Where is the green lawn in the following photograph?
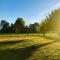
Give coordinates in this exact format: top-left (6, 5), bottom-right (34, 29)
top-left (0, 34), bottom-right (59, 60)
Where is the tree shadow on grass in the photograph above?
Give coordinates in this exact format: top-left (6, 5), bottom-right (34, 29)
top-left (0, 40), bottom-right (25, 46)
top-left (0, 40), bottom-right (57, 60)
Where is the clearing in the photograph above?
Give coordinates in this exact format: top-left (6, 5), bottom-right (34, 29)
top-left (0, 34), bottom-right (59, 60)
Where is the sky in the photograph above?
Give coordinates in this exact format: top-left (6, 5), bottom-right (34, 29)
top-left (0, 0), bottom-right (60, 25)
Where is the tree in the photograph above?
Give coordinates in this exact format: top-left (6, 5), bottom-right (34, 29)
top-left (29, 23), bottom-right (40, 33)
top-left (40, 8), bottom-right (60, 37)
top-left (33, 23), bottom-right (40, 33)
top-left (9, 23), bottom-right (15, 33)
top-left (24, 26), bottom-right (29, 33)
top-left (1, 20), bottom-right (10, 33)
top-left (14, 18), bottom-right (25, 33)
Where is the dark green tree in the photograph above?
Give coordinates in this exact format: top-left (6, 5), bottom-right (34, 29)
top-left (29, 23), bottom-right (40, 33)
top-left (8, 23), bottom-right (15, 33)
top-left (1, 20), bottom-right (10, 33)
top-left (14, 18), bottom-right (25, 33)
top-left (24, 26), bottom-right (29, 33)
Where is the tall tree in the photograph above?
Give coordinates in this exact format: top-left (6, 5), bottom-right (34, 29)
top-left (14, 18), bottom-right (25, 33)
top-left (40, 8), bottom-right (60, 35)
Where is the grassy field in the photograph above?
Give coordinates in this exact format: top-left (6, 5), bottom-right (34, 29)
top-left (0, 34), bottom-right (60, 60)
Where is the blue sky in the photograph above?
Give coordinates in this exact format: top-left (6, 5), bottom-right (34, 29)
top-left (0, 0), bottom-right (60, 25)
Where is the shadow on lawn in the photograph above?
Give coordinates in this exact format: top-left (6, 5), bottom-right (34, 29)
top-left (0, 40), bottom-right (24, 46)
top-left (0, 40), bottom-right (57, 60)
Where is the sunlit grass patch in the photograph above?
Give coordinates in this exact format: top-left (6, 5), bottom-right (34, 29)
top-left (28, 41), bottom-right (60, 60)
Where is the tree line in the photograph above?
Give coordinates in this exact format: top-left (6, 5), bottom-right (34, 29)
top-left (0, 9), bottom-right (59, 34)
top-left (0, 18), bottom-right (41, 33)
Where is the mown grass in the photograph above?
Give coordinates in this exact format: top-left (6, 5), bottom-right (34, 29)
top-left (0, 34), bottom-right (59, 60)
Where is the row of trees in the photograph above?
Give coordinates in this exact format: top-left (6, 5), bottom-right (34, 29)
top-left (0, 18), bottom-right (41, 33)
top-left (0, 9), bottom-right (59, 34)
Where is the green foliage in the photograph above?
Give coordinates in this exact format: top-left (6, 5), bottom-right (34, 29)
top-left (14, 18), bottom-right (25, 33)
top-left (9, 23), bottom-right (15, 33)
top-left (1, 20), bottom-right (10, 33)
top-left (29, 23), bottom-right (40, 33)
top-left (24, 26), bottom-right (29, 33)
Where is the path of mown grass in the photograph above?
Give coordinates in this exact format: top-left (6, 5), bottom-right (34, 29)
top-left (0, 34), bottom-right (59, 60)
